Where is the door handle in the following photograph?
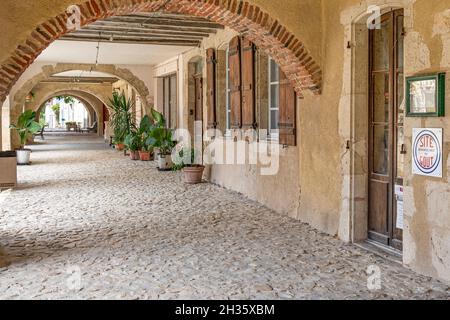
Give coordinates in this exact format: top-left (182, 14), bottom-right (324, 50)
top-left (400, 144), bottom-right (407, 155)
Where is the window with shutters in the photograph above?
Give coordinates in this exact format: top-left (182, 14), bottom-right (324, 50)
top-left (268, 58), bottom-right (280, 140)
top-left (161, 74), bottom-right (177, 129)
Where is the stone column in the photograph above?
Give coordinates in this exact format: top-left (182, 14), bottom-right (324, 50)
top-left (0, 106), bottom-right (3, 151)
top-left (10, 111), bottom-right (21, 150)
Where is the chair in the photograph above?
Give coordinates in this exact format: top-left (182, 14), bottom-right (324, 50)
top-left (34, 124), bottom-right (47, 140)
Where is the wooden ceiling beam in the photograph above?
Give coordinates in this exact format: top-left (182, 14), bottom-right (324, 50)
top-left (59, 36), bottom-right (199, 47)
top-left (88, 20), bottom-right (220, 34)
top-left (107, 15), bottom-right (224, 29)
top-left (80, 25), bottom-right (208, 38)
top-left (43, 76), bottom-right (119, 84)
top-left (63, 31), bottom-right (201, 42)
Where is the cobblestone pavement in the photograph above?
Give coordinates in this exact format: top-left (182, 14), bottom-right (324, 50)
top-left (0, 135), bottom-right (449, 300)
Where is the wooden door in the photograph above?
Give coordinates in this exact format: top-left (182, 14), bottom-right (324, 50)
top-left (368, 9), bottom-right (404, 250)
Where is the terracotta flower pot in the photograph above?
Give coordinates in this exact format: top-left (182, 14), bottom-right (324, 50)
top-left (116, 144), bottom-right (125, 151)
top-left (130, 151), bottom-right (139, 160)
top-left (139, 151), bottom-right (152, 161)
top-left (183, 166), bottom-right (205, 184)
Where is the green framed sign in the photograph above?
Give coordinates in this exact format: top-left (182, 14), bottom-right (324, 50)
top-left (406, 73), bottom-right (445, 117)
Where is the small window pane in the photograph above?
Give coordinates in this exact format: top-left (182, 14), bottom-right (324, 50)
top-left (397, 73), bottom-right (404, 124)
top-left (270, 59), bottom-right (279, 83)
top-left (270, 110), bottom-right (279, 130)
top-left (372, 19), bottom-right (390, 71)
top-left (373, 125), bottom-right (389, 175)
top-left (397, 15), bottom-right (404, 70)
top-left (373, 73), bottom-right (389, 123)
top-left (270, 84), bottom-right (279, 109)
top-left (396, 125), bottom-right (405, 178)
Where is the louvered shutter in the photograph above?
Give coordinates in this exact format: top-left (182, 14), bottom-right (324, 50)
top-left (228, 36), bottom-right (242, 129)
top-left (279, 70), bottom-right (297, 146)
top-left (206, 48), bottom-right (217, 129)
top-left (241, 38), bottom-right (257, 129)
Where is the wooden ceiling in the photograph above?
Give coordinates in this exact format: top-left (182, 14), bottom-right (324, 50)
top-left (61, 12), bottom-right (225, 47)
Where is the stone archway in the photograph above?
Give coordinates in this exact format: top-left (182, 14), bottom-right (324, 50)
top-left (12, 64), bottom-right (151, 112)
top-left (29, 88), bottom-right (108, 137)
top-left (35, 94), bottom-right (98, 133)
top-left (0, 0), bottom-right (322, 106)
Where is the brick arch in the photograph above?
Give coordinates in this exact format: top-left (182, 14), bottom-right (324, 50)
top-left (0, 0), bottom-right (322, 105)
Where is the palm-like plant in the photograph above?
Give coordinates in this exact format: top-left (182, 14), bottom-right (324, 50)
top-left (9, 110), bottom-right (41, 149)
top-left (109, 92), bottom-right (135, 145)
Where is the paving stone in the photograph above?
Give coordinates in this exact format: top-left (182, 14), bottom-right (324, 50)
top-left (0, 135), bottom-right (449, 300)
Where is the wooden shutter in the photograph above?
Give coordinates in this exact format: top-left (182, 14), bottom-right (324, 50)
top-left (279, 70), bottom-right (297, 146)
top-left (241, 38), bottom-right (257, 129)
top-left (228, 36), bottom-right (242, 129)
top-left (206, 48), bottom-right (217, 129)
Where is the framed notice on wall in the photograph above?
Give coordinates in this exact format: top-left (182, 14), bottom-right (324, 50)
top-left (406, 74), bottom-right (445, 117)
top-left (412, 128), bottom-right (443, 178)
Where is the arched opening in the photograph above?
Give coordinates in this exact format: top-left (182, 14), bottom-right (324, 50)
top-left (0, 0), bottom-right (322, 111)
top-left (37, 96), bottom-right (91, 132)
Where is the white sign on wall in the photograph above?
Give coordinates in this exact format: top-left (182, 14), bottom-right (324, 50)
top-left (412, 128), bottom-right (443, 178)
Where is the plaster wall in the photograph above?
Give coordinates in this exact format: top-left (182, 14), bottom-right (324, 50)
top-left (330, 0), bottom-right (450, 283)
top-left (172, 28), bottom-right (302, 218)
top-left (1, 97), bottom-right (11, 151)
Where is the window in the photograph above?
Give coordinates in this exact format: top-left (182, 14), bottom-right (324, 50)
top-left (225, 47), bottom-right (231, 135)
top-left (162, 74), bottom-right (177, 129)
top-left (268, 58), bottom-right (280, 139)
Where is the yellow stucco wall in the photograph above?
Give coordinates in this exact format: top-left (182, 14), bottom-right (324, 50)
top-left (1, 0), bottom-right (450, 283)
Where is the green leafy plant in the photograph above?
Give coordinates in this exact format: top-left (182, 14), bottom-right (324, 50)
top-left (138, 115), bottom-right (154, 152)
top-left (172, 146), bottom-right (199, 171)
top-left (51, 104), bottom-right (61, 124)
top-left (56, 95), bottom-right (76, 105)
top-left (144, 109), bottom-right (175, 155)
top-left (124, 130), bottom-right (142, 152)
top-left (109, 92), bottom-right (135, 145)
top-left (9, 110), bottom-right (42, 149)
top-left (147, 126), bottom-right (175, 155)
top-left (151, 109), bottom-right (166, 128)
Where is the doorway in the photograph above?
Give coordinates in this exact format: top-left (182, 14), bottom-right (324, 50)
top-left (368, 9), bottom-right (404, 250)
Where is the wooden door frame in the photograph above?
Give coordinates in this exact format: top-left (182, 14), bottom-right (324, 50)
top-left (368, 9), bottom-right (404, 250)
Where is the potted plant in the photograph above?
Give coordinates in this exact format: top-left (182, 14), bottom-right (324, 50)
top-left (9, 110), bottom-right (41, 165)
top-left (109, 92), bottom-right (135, 152)
top-left (173, 146), bottom-right (205, 184)
top-left (143, 109), bottom-right (175, 170)
top-left (139, 141), bottom-right (154, 161)
top-left (124, 130), bottom-right (142, 160)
